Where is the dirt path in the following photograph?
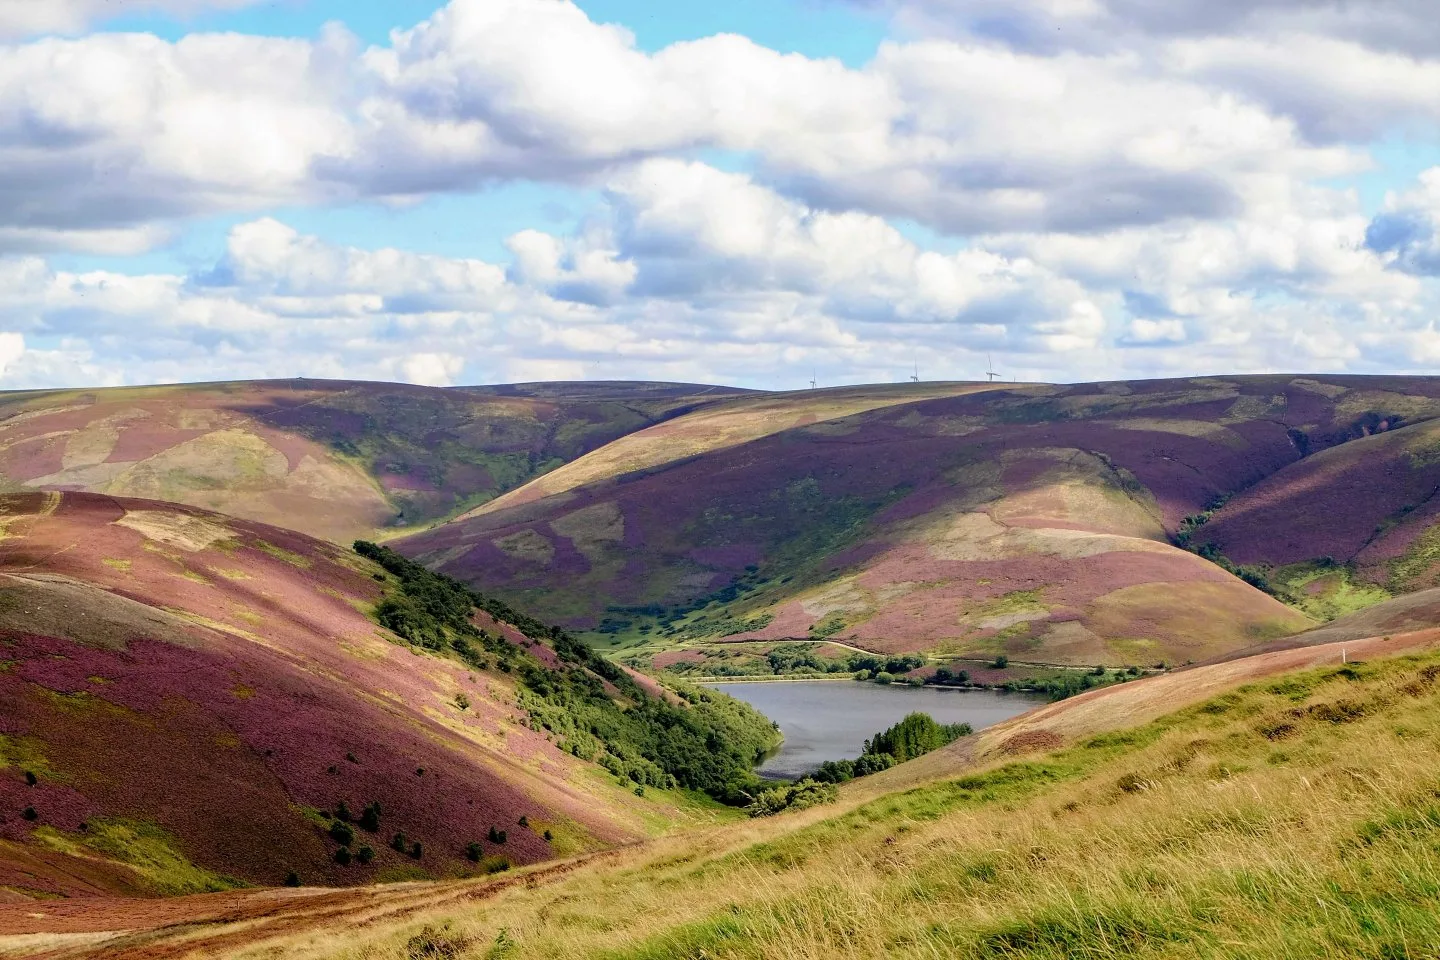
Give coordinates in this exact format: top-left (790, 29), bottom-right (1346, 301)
top-left (0, 846), bottom-right (633, 959)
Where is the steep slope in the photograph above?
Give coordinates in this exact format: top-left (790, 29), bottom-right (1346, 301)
top-left (465, 382), bottom-right (1010, 517)
top-left (1195, 409), bottom-right (1440, 602)
top-left (0, 492), bottom-right (741, 901)
top-left (16, 627), bottom-right (1440, 959)
top-left (0, 380), bottom-right (742, 543)
top-left (399, 375), bottom-right (1439, 665)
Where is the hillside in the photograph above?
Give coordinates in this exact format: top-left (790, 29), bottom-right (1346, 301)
top-left (0, 492), bottom-right (766, 901)
top-left (397, 375), bottom-right (1440, 667)
top-left (11, 625), bottom-right (1440, 958)
top-left (1194, 409), bottom-right (1440, 607)
top-left (0, 380), bottom-right (741, 544)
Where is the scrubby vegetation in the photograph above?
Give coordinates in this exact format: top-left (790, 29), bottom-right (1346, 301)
top-left (812, 712), bottom-right (971, 785)
top-left (355, 542), bottom-right (780, 804)
top-left (635, 644), bottom-right (925, 682)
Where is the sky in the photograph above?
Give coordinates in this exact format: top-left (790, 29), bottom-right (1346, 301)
top-left (0, 0), bottom-right (1438, 390)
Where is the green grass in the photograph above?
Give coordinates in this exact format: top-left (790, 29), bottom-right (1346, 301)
top-left (272, 648), bottom-right (1440, 960)
top-left (34, 819), bottom-right (245, 896)
top-left (1269, 561), bottom-right (1392, 620)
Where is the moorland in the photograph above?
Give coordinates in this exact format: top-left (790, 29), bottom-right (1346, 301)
top-left (4, 374), bottom-right (1440, 958)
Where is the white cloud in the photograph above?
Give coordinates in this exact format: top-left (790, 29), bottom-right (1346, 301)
top-left (400, 352), bottom-right (465, 386)
top-left (0, 0), bottom-right (266, 37)
top-left (0, 0), bottom-right (1390, 253)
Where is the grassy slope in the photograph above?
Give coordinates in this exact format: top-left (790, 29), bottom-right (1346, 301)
top-left (402, 375), bottom-right (1437, 666)
top-left (0, 492), bottom-right (727, 901)
top-left (24, 627), bottom-right (1440, 958)
top-left (0, 380), bottom-right (740, 544)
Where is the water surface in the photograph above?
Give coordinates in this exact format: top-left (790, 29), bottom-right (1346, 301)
top-left (707, 681), bottom-right (1048, 780)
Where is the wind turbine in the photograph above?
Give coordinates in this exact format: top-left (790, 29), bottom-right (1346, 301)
top-left (809, 371), bottom-right (817, 390)
top-left (909, 363), bottom-right (919, 383)
top-left (986, 355), bottom-right (1001, 383)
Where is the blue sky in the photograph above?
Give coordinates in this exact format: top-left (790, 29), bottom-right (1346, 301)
top-left (2, 0), bottom-right (1439, 390)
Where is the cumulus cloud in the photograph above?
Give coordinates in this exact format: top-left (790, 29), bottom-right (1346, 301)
top-left (0, 0), bottom-right (266, 37)
top-left (5, 158), bottom-right (1439, 391)
top-left (865, 0), bottom-right (1440, 57)
top-left (0, 0), bottom-right (1386, 253)
top-left (1367, 168), bottom-right (1440, 276)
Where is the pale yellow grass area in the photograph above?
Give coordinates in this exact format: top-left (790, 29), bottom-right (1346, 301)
top-left (1335, 389), bottom-right (1440, 423)
top-left (549, 501), bottom-right (624, 561)
top-left (492, 529), bottom-right (556, 565)
top-left (1099, 417), bottom-right (1248, 448)
top-left (466, 383), bottom-right (1017, 518)
top-left (1085, 580), bottom-right (1315, 660)
top-left (59, 408), bottom-right (150, 471)
top-left (1289, 376), bottom-right (1348, 398)
top-left (113, 509), bottom-right (235, 552)
top-left (1219, 392), bottom-right (1288, 424)
top-left (100, 428), bottom-right (392, 543)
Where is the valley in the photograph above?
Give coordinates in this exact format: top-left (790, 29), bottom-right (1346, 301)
top-left (5, 374), bottom-right (1440, 958)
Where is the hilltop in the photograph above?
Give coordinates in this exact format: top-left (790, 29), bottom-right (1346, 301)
top-left (0, 380), bottom-right (743, 544)
top-left (398, 375), bottom-right (1440, 668)
top-left (0, 491), bottom-right (770, 900)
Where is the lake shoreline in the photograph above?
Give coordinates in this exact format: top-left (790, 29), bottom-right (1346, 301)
top-left (708, 681), bottom-right (1047, 780)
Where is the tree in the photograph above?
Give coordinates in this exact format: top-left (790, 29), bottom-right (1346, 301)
top-left (992, 655), bottom-right (1009, 669)
top-left (334, 847), bottom-right (352, 865)
top-left (329, 821), bottom-right (354, 846)
top-left (360, 802), bottom-right (381, 832)
top-left (467, 841), bottom-right (483, 862)
top-left (357, 846), bottom-right (375, 865)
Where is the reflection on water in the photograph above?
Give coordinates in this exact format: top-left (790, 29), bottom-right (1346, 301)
top-left (707, 680), bottom-right (1048, 780)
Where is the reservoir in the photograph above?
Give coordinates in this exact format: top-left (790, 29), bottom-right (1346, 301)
top-left (707, 681), bottom-right (1048, 780)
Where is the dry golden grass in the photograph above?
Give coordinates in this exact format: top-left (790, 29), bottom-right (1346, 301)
top-left (90, 632), bottom-right (1440, 960)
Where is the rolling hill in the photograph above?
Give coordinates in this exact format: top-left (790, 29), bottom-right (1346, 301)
top-left (10, 618), bottom-right (1440, 957)
top-left (397, 375), bottom-right (1440, 667)
top-left (0, 491), bottom-right (762, 901)
top-left (0, 380), bottom-right (744, 544)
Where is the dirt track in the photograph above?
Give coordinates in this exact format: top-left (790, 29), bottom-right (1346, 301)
top-left (0, 846), bottom-right (630, 959)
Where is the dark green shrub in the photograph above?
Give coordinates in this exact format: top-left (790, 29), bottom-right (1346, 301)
top-left (992, 655), bottom-right (1009, 669)
top-left (24, 771), bottom-right (37, 786)
top-left (391, 831), bottom-right (407, 852)
top-left (466, 841), bottom-right (483, 862)
top-left (284, 871), bottom-right (301, 887)
top-left (334, 800), bottom-right (352, 822)
top-left (21, 807), bottom-right (38, 822)
top-left (334, 847), bottom-right (352, 865)
top-left (410, 841), bottom-right (423, 859)
top-left (360, 802), bottom-right (381, 832)
top-left (357, 846), bottom-right (375, 865)
top-left (329, 821), bottom-right (354, 846)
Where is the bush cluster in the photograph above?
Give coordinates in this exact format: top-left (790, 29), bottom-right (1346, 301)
top-left (355, 541), bottom-right (781, 805)
top-left (812, 713), bottom-right (972, 785)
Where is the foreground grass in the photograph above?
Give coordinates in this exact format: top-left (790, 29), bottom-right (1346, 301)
top-left (241, 650), bottom-right (1440, 959)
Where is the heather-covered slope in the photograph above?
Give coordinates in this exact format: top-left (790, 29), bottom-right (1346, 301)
top-left (1195, 410), bottom-right (1440, 602)
top-left (401, 375), bottom-right (1440, 665)
top-left (17, 626), bottom-right (1440, 959)
top-left (0, 492), bottom-right (732, 901)
top-left (0, 380), bottom-right (741, 543)
top-left (465, 382), bottom-right (1010, 517)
